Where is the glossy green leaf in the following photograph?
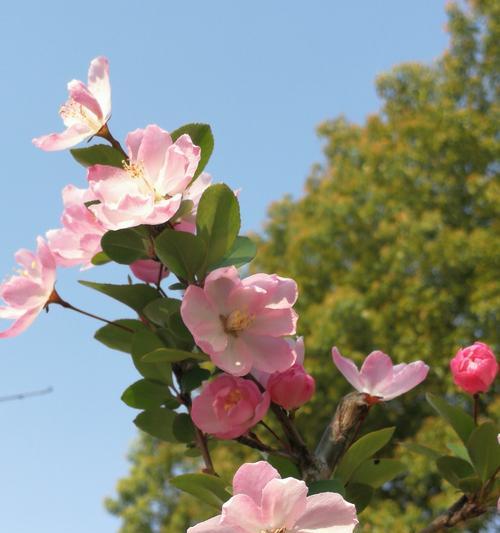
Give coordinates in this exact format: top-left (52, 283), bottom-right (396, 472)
top-left (467, 422), bottom-right (500, 482)
top-left (172, 413), bottom-right (196, 443)
top-left (446, 442), bottom-right (471, 462)
top-left (142, 347), bottom-right (206, 363)
top-left (121, 379), bottom-right (175, 410)
top-left (266, 455), bottom-right (301, 480)
top-left (345, 483), bottom-right (373, 513)
top-left (308, 479), bottom-right (346, 497)
top-left (196, 184), bottom-right (241, 273)
top-left (70, 144), bottom-right (124, 168)
top-left (426, 394), bottom-right (475, 444)
top-left (134, 408), bottom-right (176, 442)
top-left (402, 442), bottom-right (442, 460)
top-left (335, 427), bottom-right (395, 484)
top-left (131, 331), bottom-right (172, 385)
top-left (79, 280), bottom-right (159, 314)
top-left (170, 473), bottom-right (231, 509)
top-left (94, 319), bottom-right (148, 353)
top-left (216, 235), bottom-right (258, 268)
top-left (350, 459), bottom-right (406, 488)
top-left (458, 476), bottom-right (483, 493)
top-left (91, 251), bottom-right (111, 266)
top-left (170, 123), bottom-right (214, 179)
top-left (101, 228), bottom-right (150, 264)
top-left (436, 455), bottom-right (476, 489)
top-left (181, 367), bottom-right (211, 393)
top-left (155, 229), bottom-right (206, 282)
top-left (143, 298), bottom-right (181, 326)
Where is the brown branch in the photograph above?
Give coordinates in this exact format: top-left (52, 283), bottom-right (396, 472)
top-left (419, 495), bottom-right (485, 533)
top-left (308, 392), bottom-right (370, 482)
top-left (0, 386), bottom-right (53, 402)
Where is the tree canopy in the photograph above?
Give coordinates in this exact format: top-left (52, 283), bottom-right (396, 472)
top-left (105, 1), bottom-right (499, 530)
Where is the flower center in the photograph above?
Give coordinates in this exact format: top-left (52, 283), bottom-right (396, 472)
top-left (224, 389), bottom-right (242, 411)
top-left (260, 529), bottom-right (287, 533)
top-left (123, 161), bottom-right (165, 202)
top-left (59, 100), bottom-right (101, 131)
top-left (222, 309), bottom-right (255, 336)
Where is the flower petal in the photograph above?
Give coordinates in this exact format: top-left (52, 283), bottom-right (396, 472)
top-left (260, 477), bottom-right (308, 529)
top-left (295, 492), bottom-right (358, 532)
top-left (0, 307), bottom-right (41, 339)
top-left (359, 351), bottom-right (394, 395)
top-left (331, 347), bottom-right (363, 392)
top-left (247, 308), bottom-right (298, 337)
top-left (379, 361), bottom-right (429, 400)
top-left (232, 461), bottom-right (280, 502)
top-left (221, 494), bottom-right (265, 531)
top-left (237, 334), bottom-right (295, 374)
top-left (32, 124), bottom-right (93, 151)
top-left (87, 56), bottom-right (111, 120)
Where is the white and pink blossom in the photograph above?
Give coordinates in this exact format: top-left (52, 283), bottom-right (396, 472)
top-left (181, 266), bottom-right (298, 376)
top-left (87, 124), bottom-right (200, 230)
top-left (332, 347), bottom-right (429, 401)
top-left (188, 461), bottom-right (358, 533)
top-left (33, 57), bottom-right (111, 151)
top-left (46, 185), bottom-right (106, 269)
top-left (0, 238), bottom-right (56, 338)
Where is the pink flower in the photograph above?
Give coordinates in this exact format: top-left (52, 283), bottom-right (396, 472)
top-left (188, 461), bottom-right (358, 533)
top-left (267, 364), bottom-right (315, 410)
top-left (0, 238), bottom-right (56, 338)
top-left (46, 185), bottom-right (106, 269)
top-left (181, 266), bottom-right (298, 376)
top-left (190, 374), bottom-right (270, 439)
top-left (450, 342), bottom-right (498, 395)
top-left (33, 57), bottom-right (111, 151)
top-left (87, 124), bottom-right (200, 230)
top-left (332, 347), bottom-right (429, 401)
top-left (130, 259), bottom-right (168, 284)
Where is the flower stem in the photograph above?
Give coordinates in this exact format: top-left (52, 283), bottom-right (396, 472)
top-left (473, 393), bottom-right (480, 425)
top-left (96, 123), bottom-right (128, 159)
top-left (47, 289), bottom-right (133, 332)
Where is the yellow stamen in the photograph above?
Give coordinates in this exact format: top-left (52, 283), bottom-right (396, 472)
top-left (224, 389), bottom-right (242, 412)
top-left (223, 309), bottom-right (255, 335)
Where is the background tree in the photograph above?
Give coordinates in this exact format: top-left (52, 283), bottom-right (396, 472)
top-left (106, 1), bottom-right (499, 530)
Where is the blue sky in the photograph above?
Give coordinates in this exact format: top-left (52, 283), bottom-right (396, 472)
top-left (0, 1), bottom-right (448, 531)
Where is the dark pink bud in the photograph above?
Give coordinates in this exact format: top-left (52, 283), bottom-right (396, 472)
top-left (267, 364), bottom-right (315, 410)
top-left (130, 259), bottom-right (168, 284)
top-left (450, 342), bottom-right (498, 395)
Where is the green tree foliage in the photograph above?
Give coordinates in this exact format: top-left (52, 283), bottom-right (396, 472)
top-left (106, 2), bottom-right (499, 530)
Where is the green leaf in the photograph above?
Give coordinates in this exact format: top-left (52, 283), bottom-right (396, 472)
top-left (91, 251), bottom-right (111, 266)
top-left (345, 483), bottom-right (373, 513)
top-left (446, 442), bottom-right (471, 462)
top-left (101, 228), bottom-right (150, 265)
top-left (350, 459), bottom-right (407, 488)
top-left (307, 479), bottom-right (346, 497)
top-left (216, 236), bottom-right (258, 268)
top-left (181, 367), bottom-right (211, 393)
top-left (458, 476), bottom-right (483, 493)
top-left (142, 347), bottom-right (206, 363)
top-left (155, 229), bottom-right (206, 282)
top-left (70, 144), bottom-right (124, 168)
top-left (335, 427), bottom-right (395, 484)
top-left (79, 281), bottom-right (159, 314)
top-left (170, 473), bottom-right (231, 509)
top-left (436, 456), bottom-right (476, 489)
top-left (143, 298), bottom-right (181, 326)
top-left (94, 319), bottom-right (148, 353)
top-left (121, 379), bottom-right (175, 410)
top-left (266, 455), bottom-right (301, 479)
top-left (172, 413), bottom-right (196, 443)
top-left (426, 394), bottom-right (475, 444)
top-left (170, 123), bottom-right (214, 179)
top-left (401, 442), bottom-right (442, 460)
top-left (131, 331), bottom-right (172, 385)
top-left (134, 408), bottom-right (176, 442)
top-left (467, 422), bottom-right (500, 482)
top-left (168, 282), bottom-right (186, 291)
top-left (196, 184), bottom-right (241, 273)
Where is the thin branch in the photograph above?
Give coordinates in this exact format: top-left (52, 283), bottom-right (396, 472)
top-left (96, 123), bottom-right (128, 159)
top-left (419, 495), bottom-right (485, 533)
top-left (0, 386), bottom-right (53, 403)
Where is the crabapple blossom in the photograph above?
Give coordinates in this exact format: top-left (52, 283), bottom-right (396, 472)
top-left (190, 374), bottom-right (270, 439)
top-left (33, 57), bottom-right (111, 151)
top-left (130, 259), bottom-right (168, 284)
top-left (188, 461), bottom-right (358, 533)
top-left (267, 364), bottom-right (315, 410)
top-left (46, 185), bottom-right (106, 269)
top-left (332, 347), bottom-right (429, 401)
top-left (181, 266), bottom-right (298, 376)
top-left (87, 124), bottom-right (200, 230)
top-left (450, 342), bottom-right (498, 395)
top-left (0, 238), bottom-right (56, 338)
